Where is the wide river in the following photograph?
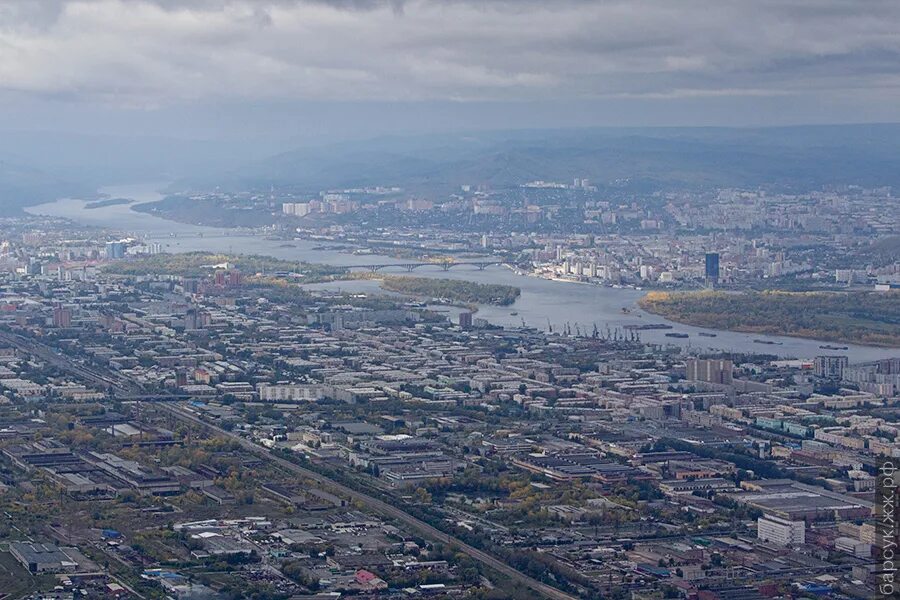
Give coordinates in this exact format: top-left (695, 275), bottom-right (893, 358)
top-left (28, 183), bottom-right (899, 363)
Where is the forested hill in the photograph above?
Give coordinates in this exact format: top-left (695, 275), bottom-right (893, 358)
top-left (0, 157), bottom-right (90, 216)
top-left (179, 123), bottom-right (900, 195)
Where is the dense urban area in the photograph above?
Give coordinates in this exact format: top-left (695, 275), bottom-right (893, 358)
top-left (5, 0), bottom-right (900, 597)
top-left (0, 171), bottom-right (896, 600)
top-left (145, 181), bottom-right (899, 288)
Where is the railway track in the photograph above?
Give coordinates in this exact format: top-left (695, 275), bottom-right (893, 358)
top-left (0, 330), bottom-right (138, 396)
top-left (0, 328), bottom-right (576, 597)
top-left (158, 403), bottom-right (578, 600)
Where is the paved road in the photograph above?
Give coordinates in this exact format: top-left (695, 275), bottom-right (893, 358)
top-left (1, 328), bottom-right (576, 598)
top-left (158, 403), bottom-right (578, 600)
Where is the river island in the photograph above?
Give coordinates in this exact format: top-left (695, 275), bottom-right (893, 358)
top-left (639, 289), bottom-right (900, 347)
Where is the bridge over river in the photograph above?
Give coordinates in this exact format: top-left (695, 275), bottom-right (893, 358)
top-left (336, 260), bottom-right (503, 272)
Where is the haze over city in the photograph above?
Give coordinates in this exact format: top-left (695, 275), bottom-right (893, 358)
top-left (0, 2), bottom-right (897, 600)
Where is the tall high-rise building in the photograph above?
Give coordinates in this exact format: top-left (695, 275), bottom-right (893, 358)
top-left (105, 241), bottom-right (126, 260)
top-left (26, 258), bottom-right (42, 275)
top-left (184, 308), bottom-right (210, 330)
top-left (52, 306), bottom-right (72, 328)
top-left (459, 312), bottom-right (473, 329)
top-left (184, 308), bottom-right (200, 331)
top-left (282, 202), bottom-right (311, 217)
top-left (704, 252), bottom-right (720, 286)
top-left (181, 278), bottom-right (201, 294)
top-left (814, 355), bottom-right (849, 379)
top-left (686, 358), bottom-right (733, 385)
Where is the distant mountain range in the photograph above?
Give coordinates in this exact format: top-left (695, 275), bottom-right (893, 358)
top-left (0, 156), bottom-right (93, 216)
top-left (177, 123), bottom-right (900, 195)
top-left (2, 124), bottom-right (900, 216)
top-left (0, 130), bottom-right (277, 215)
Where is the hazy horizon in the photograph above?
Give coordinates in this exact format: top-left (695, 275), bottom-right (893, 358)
top-left (0, 5), bottom-right (898, 598)
top-left (4, 1), bottom-right (900, 206)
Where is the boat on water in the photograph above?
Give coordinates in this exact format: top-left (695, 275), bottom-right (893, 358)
top-left (623, 323), bottom-right (673, 331)
top-left (510, 312), bottom-right (519, 316)
top-left (665, 332), bottom-right (689, 338)
top-left (820, 344), bottom-right (849, 350)
top-left (754, 339), bottom-right (783, 345)
top-left (698, 332), bottom-right (717, 337)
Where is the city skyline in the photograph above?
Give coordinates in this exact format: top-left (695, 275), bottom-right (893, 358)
top-left (0, 2), bottom-right (897, 599)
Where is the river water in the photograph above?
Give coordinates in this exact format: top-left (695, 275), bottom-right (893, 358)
top-left (27, 183), bottom-right (899, 363)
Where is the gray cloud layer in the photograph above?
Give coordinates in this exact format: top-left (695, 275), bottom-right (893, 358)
top-left (2, 0), bottom-right (899, 109)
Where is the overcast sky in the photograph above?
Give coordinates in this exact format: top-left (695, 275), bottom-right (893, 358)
top-left (2, 0), bottom-right (900, 143)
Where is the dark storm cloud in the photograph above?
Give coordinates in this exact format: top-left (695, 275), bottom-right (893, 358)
top-left (1, 0), bottom-right (899, 109)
